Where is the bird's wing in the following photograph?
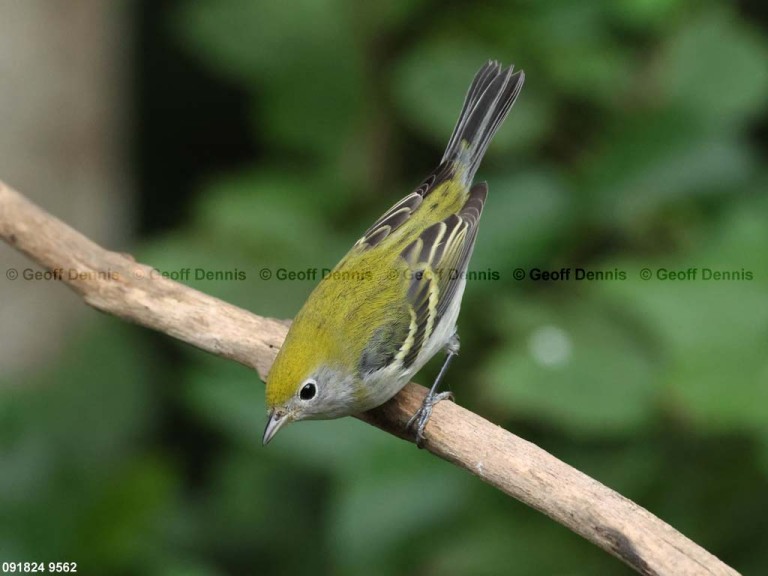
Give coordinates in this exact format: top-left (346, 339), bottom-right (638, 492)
top-left (397, 182), bottom-right (487, 368)
top-left (354, 167), bottom-right (452, 250)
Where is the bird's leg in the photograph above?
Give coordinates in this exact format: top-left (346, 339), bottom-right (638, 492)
top-left (407, 333), bottom-right (460, 448)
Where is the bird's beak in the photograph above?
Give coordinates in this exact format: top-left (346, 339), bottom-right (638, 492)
top-left (262, 410), bottom-right (288, 446)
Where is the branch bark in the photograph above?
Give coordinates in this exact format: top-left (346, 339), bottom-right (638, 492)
top-left (0, 180), bottom-right (740, 576)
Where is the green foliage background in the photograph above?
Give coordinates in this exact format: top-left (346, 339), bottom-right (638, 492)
top-left (2, 0), bottom-right (768, 574)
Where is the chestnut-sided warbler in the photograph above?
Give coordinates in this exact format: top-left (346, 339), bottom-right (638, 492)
top-left (263, 61), bottom-right (524, 446)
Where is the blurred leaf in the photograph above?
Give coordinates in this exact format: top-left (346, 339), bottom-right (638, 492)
top-left (658, 8), bottom-right (768, 128)
top-left (177, 0), bottom-right (354, 82)
top-left (547, 41), bottom-right (633, 104)
top-left (0, 321), bottom-right (154, 471)
top-left (0, 320), bottom-right (158, 562)
top-left (197, 448), bottom-right (330, 575)
top-left (580, 110), bottom-right (756, 227)
top-left (759, 433), bottom-right (768, 480)
top-left (431, 505), bottom-right (628, 576)
top-left (76, 457), bottom-right (177, 572)
top-left (529, 2), bottom-right (634, 103)
top-left (471, 169), bottom-right (572, 271)
top-left (603, 198), bottom-right (768, 430)
top-left (463, 0), bottom-right (635, 106)
top-left (348, 0), bottom-right (428, 35)
top-left (483, 294), bottom-right (658, 435)
top-left (645, 434), bottom-right (768, 568)
top-left (330, 450), bottom-right (470, 575)
top-left (254, 62), bottom-right (364, 157)
top-left (558, 439), bottom-right (663, 499)
top-left (192, 169), bottom-right (346, 256)
top-left (184, 354), bottom-right (266, 447)
top-left (609, 0), bottom-right (688, 30)
top-left (178, 0), bottom-right (365, 156)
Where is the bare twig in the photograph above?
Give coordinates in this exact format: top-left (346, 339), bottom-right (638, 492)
top-left (0, 180), bottom-right (739, 576)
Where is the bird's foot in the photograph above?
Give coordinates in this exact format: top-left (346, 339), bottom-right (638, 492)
top-left (407, 391), bottom-right (454, 448)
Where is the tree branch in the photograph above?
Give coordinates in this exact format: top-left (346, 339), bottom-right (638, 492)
top-left (0, 180), bottom-right (739, 576)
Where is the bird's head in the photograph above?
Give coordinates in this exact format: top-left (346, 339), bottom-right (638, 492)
top-left (263, 337), bottom-right (361, 445)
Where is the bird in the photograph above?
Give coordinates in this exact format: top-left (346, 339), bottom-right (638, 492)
top-left (262, 60), bottom-right (524, 447)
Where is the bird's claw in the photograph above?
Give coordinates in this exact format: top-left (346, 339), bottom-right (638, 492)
top-left (407, 391), bottom-right (454, 448)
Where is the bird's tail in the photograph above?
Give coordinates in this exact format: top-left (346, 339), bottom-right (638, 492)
top-left (441, 61), bottom-right (524, 184)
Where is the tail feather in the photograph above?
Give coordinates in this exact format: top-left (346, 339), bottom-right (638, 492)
top-left (441, 61), bottom-right (524, 183)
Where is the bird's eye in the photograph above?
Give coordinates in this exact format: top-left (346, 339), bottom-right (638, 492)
top-left (299, 380), bottom-right (317, 400)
